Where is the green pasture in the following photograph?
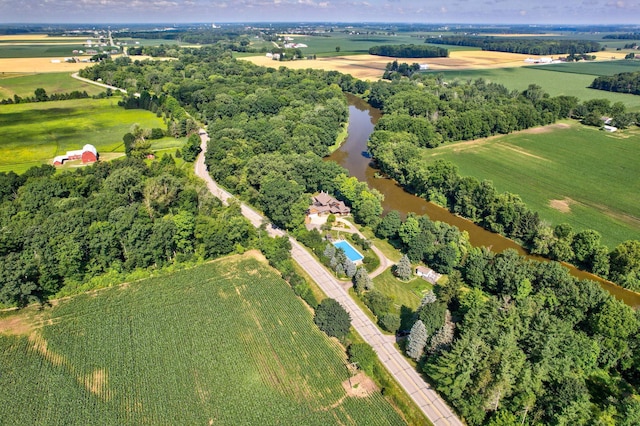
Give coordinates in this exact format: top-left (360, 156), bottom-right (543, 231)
top-left (0, 72), bottom-right (105, 99)
top-left (427, 121), bottom-right (640, 248)
top-left (434, 66), bottom-right (640, 111)
top-left (0, 256), bottom-right (406, 425)
top-left (0, 98), bottom-right (177, 174)
top-left (0, 44), bottom-right (88, 58)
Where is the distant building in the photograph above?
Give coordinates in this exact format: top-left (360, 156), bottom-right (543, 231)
top-left (419, 64), bottom-right (429, 70)
top-left (53, 144), bottom-right (98, 166)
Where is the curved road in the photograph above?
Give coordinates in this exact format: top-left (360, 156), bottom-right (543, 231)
top-left (195, 131), bottom-right (463, 426)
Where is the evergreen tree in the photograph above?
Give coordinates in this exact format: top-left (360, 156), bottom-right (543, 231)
top-left (406, 319), bottom-right (428, 360)
top-left (396, 254), bottom-right (412, 280)
top-left (353, 266), bottom-right (373, 292)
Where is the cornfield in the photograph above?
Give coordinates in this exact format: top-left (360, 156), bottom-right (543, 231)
top-left (0, 254), bottom-right (405, 425)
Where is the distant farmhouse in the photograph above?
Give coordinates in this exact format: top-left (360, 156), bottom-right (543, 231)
top-left (307, 192), bottom-right (350, 217)
top-left (53, 144), bottom-right (98, 166)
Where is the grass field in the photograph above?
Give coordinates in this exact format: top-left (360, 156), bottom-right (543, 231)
top-left (427, 121), bottom-right (640, 248)
top-left (0, 254), bottom-right (406, 425)
top-left (0, 72), bottom-right (105, 99)
top-left (0, 98), bottom-right (179, 174)
top-left (434, 65), bottom-right (640, 111)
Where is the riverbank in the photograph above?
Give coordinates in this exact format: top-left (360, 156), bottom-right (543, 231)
top-left (328, 93), bottom-right (640, 307)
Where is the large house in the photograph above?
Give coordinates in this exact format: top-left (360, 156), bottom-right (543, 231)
top-left (53, 144), bottom-right (98, 166)
top-left (307, 191), bottom-right (350, 217)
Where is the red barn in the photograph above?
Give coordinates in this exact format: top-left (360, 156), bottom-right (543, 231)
top-left (53, 144), bottom-right (98, 166)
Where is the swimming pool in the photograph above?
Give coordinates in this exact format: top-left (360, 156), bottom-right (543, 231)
top-left (333, 240), bottom-right (364, 263)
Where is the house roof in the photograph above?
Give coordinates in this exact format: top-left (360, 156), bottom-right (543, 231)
top-left (314, 191), bottom-right (333, 205)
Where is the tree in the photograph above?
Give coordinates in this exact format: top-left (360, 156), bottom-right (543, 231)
top-left (377, 210), bottom-right (402, 239)
top-left (181, 133), bottom-right (202, 162)
top-left (395, 254), bottom-right (412, 280)
top-left (314, 298), bottom-right (351, 339)
top-left (379, 313), bottom-right (401, 333)
top-left (335, 46), bottom-right (341, 52)
top-left (353, 266), bottom-right (373, 292)
top-left (34, 87), bottom-right (48, 102)
top-left (406, 319), bottom-right (428, 360)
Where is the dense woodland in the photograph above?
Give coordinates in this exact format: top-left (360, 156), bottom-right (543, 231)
top-left (8, 40), bottom-right (640, 424)
top-left (591, 71), bottom-right (640, 95)
top-left (426, 36), bottom-right (601, 55)
top-left (603, 33), bottom-right (640, 40)
top-left (369, 44), bottom-right (448, 58)
top-left (366, 76), bottom-right (640, 291)
top-left (0, 158), bottom-right (253, 307)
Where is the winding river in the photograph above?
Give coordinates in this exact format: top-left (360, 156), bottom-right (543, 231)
top-left (327, 94), bottom-right (640, 308)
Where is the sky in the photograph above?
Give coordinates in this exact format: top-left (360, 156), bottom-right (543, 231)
top-left (1, 0), bottom-right (639, 25)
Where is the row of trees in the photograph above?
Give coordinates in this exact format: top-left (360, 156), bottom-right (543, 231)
top-left (369, 44), bottom-right (448, 58)
top-left (591, 71), bottom-right (640, 95)
top-left (0, 88), bottom-right (90, 105)
top-left (426, 36), bottom-right (600, 55)
top-left (0, 157), bottom-right (253, 307)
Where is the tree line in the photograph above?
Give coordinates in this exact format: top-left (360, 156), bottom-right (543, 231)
top-left (603, 33), bottom-right (640, 39)
top-left (591, 71), bottom-right (640, 95)
top-left (1, 87), bottom-right (90, 105)
top-left (426, 36), bottom-right (600, 55)
top-left (369, 44), bottom-right (448, 58)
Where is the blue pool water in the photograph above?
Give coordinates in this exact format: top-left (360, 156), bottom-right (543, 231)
top-left (333, 240), bottom-right (364, 263)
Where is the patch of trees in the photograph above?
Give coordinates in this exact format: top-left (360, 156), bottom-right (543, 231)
top-left (1, 88), bottom-right (89, 105)
top-left (591, 71), bottom-right (640, 95)
top-left (0, 157), bottom-right (253, 307)
top-left (368, 77), bottom-right (578, 148)
top-left (426, 36), bottom-right (600, 55)
top-left (414, 247), bottom-right (640, 425)
top-left (383, 60), bottom-right (421, 80)
top-left (369, 44), bottom-right (448, 58)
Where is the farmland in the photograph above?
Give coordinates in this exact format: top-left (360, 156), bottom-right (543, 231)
top-left (0, 254), bottom-right (406, 425)
top-left (434, 61), bottom-right (640, 110)
top-left (0, 98), bottom-right (181, 173)
top-left (0, 72), bottom-right (104, 99)
top-left (426, 121), bottom-right (640, 248)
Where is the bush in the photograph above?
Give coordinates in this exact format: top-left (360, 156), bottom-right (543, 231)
top-left (348, 343), bottom-right (376, 374)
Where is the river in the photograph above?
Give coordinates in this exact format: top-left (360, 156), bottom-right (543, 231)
top-left (327, 93), bottom-right (640, 307)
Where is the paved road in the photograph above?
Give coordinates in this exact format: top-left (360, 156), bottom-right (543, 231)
top-left (195, 131), bottom-right (463, 426)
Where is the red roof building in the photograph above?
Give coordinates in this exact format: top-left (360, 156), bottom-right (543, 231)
top-left (53, 144), bottom-right (98, 166)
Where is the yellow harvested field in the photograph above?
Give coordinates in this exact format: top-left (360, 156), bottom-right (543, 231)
top-left (241, 49), bottom-right (632, 80)
top-left (0, 57), bottom-right (92, 73)
top-left (243, 51), bottom-right (548, 80)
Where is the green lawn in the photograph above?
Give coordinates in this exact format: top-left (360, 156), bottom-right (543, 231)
top-left (427, 121), bottom-right (640, 248)
top-left (373, 268), bottom-right (432, 313)
top-left (0, 255), bottom-right (406, 425)
top-left (0, 98), bottom-right (180, 174)
top-left (432, 66), bottom-right (640, 111)
top-left (0, 72), bottom-right (105, 99)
